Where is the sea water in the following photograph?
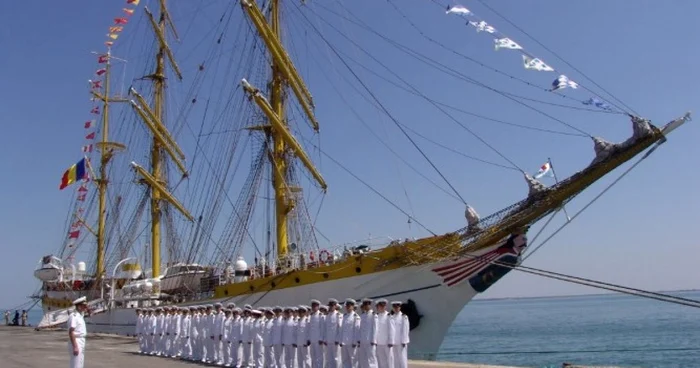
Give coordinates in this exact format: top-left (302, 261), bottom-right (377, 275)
top-left (10, 291), bottom-right (700, 367)
top-left (439, 291), bottom-right (700, 367)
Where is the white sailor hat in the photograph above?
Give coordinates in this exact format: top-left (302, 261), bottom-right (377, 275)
top-left (206, 305), bottom-right (213, 309)
top-left (328, 298), bottom-right (338, 304)
top-left (251, 310), bottom-right (262, 315)
top-left (227, 303), bottom-right (236, 308)
top-left (214, 303), bottom-right (223, 308)
top-left (344, 298), bottom-right (356, 305)
top-left (234, 308), bottom-right (242, 313)
top-left (156, 307), bottom-right (163, 311)
top-left (375, 298), bottom-right (388, 305)
top-left (310, 299), bottom-right (321, 305)
top-left (273, 306), bottom-right (283, 311)
top-left (264, 309), bottom-right (274, 315)
top-left (298, 305), bottom-right (307, 311)
top-left (244, 304), bottom-right (253, 310)
top-left (319, 305), bottom-right (328, 311)
top-left (224, 308), bottom-right (232, 313)
top-left (391, 301), bottom-right (402, 306)
top-left (361, 298), bottom-right (373, 304)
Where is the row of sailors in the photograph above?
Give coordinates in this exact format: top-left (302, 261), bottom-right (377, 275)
top-left (135, 297), bottom-right (409, 368)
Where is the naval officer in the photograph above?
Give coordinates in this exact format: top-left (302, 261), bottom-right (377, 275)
top-left (68, 296), bottom-right (89, 368)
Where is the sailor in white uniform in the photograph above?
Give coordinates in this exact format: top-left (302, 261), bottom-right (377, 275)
top-left (222, 307), bottom-right (233, 366)
top-left (357, 299), bottom-right (378, 368)
top-left (231, 307), bottom-right (244, 368)
top-left (389, 302), bottom-right (409, 368)
top-left (271, 306), bottom-right (285, 368)
top-left (340, 299), bottom-right (360, 368)
top-left (67, 296), bottom-right (88, 368)
top-left (181, 307), bottom-right (193, 360)
top-left (324, 299), bottom-right (342, 368)
top-left (296, 306), bottom-right (311, 368)
top-left (243, 308), bottom-right (255, 367)
top-left (191, 307), bottom-right (201, 361)
top-left (282, 307), bottom-right (297, 368)
top-left (307, 300), bottom-right (324, 368)
top-left (374, 299), bottom-right (394, 368)
top-left (146, 309), bottom-right (157, 355)
top-left (252, 309), bottom-right (265, 368)
top-left (263, 308), bottom-right (276, 368)
top-left (135, 309), bottom-right (144, 353)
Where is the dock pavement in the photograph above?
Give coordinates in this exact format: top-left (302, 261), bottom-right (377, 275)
top-left (0, 326), bottom-right (620, 368)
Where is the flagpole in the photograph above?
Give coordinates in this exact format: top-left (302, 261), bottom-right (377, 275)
top-left (548, 157), bottom-right (572, 222)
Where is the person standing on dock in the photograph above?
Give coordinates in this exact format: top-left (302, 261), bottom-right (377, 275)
top-left (390, 302), bottom-right (409, 368)
top-left (358, 298), bottom-right (378, 368)
top-left (308, 299), bottom-right (325, 368)
top-left (340, 299), bottom-right (360, 368)
top-left (67, 296), bottom-right (88, 368)
top-left (296, 306), bottom-right (311, 368)
top-left (374, 299), bottom-right (394, 368)
top-left (324, 298), bottom-right (343, 368)
top-left (181, 307), bottom-right (193, 360)
top-left (135, 309), bottom-right (143, 353)
top-left (263, 308), bottom-right (276, 368)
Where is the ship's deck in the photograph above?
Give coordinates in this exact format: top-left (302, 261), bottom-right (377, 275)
top-left (0, 326), bottom-right (625, 368)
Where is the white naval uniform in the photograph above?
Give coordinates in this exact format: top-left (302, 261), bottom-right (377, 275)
top-left (308, 310), bottom-right (325, 368)
top-left (282, 316), bottom-right (297, 368)
top-left (375, 311), bottom-right (395, 368)
top-left (271, 315), bottom-right (285, 368)
top-left (157, 313), bottom-right (166, 355)
top-left (172, 313), bottom-right (182, 357)
top-left (181, 314), bottom-right (193, 359)
top-left (214, 311), bottom-right (226, 363)
top-left (243, 316), bottom-right (255, 367)
top-left (253, 318), bottom-right (265, 368)
top-left (146, 314), bottom-right (157, 354)
top-left (191, 313), bottom-right (201, 360)
top-left (231, 315), bottom-right (244, 367)
top-left (206, 312), bottom-right (215, 362)
top-left (263, 317), bottom-right (276, 368)
top-left (324, 310), bottom-right (343, 368)
top-left (390, 314), bottom-right (409, 368)
top-left (68, 310), bottom-right (87, 368)
top-left (340, 311), bottom-right (360, 368)
top-left (296, 315), bottom-right (311, 368)
top-left (358, 311), bottom-right (378, 368)
top-left (135, 314), bottom-right (144, 353)
top-left (223, 315), bottom-right (232, 365)
top-left (200, 313), bottom-right (210, 361)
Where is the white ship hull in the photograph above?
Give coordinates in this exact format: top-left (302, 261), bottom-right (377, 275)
top-left (41, 235), bottom-right (526, 358)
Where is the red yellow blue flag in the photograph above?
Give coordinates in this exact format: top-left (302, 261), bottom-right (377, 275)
top-left (59, 158), bottom-right (88, 190)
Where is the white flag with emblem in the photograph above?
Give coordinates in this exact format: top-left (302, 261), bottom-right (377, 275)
top-left (551, 75), bottom-right (579, 91)
top-left (469, 21), bottom-right (496, 34)
top-left (494, 38), bottom-right (522, 51)
top-left (523, 55), bottom-right (554, 71)
top-left (446, 5), bottom-right (471, 16)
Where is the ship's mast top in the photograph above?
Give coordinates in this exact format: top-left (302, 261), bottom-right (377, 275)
top-left (241, 0), bottom-right (326, 260)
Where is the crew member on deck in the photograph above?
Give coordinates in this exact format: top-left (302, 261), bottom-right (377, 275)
top-left (67, 296), bottom-right (88, 368)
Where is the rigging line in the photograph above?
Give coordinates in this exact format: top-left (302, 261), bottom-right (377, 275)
top-left (386, 0), bottom-right (617, 115)
top-left (293, 4), bottom-right (467, 206)
top-left (298, 135), bottom-right (436, 236)
top-left (317, 1), bottom-right (594, 139)
top-left (522, 141), bottom-right (660, 263)
top-left (291, 37), bottom-right (464, 201)
top-left (470, 0), bottom-right (640, 116)
top-left (335, 46), bottom-right (588, 138)
top-left (303, 6), bottom-right (526, 173)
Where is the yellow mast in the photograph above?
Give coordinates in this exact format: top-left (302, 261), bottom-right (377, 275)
top-left (91, 51), bottom-right (127, 280)
top-left (268, 0), bottom-right (289, 258)
top-left (128, 0), bottom-right (192, 281)
top-left (150, 1), bottom-right (166, 280)
top-left (241, 0), bottom-right (326, 262)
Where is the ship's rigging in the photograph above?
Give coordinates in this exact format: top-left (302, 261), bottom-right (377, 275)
top-left (50, 0), bottom-right (687, 300)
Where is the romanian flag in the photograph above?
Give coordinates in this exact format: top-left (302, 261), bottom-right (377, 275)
top-left (59, 158), bottom-right (88, 190)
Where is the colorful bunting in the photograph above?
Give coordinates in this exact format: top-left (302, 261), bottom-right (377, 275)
top-left (61, 0), bottom-right (141, 247)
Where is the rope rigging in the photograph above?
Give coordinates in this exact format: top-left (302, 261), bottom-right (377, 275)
top-left (292, 1), bottom-right (469, 205)
top-left (315, 1), bottom-right (595, 139)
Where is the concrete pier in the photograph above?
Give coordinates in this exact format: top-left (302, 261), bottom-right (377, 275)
top-left (0, 326), bottom-right (623, 368)
top-left (0, 326), bottom-right (520, 368)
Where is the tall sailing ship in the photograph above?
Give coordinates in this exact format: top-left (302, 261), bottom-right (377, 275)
top-left (33, 0), bottom-right (691, 359)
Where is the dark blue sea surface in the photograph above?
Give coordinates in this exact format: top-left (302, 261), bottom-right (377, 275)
top-left (10, 291), bottom-right (700, 367)
top-left (438, 291), bottom-right (700, 367)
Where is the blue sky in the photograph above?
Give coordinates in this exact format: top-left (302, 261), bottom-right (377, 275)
top-left (0, 0), bottom-right (698, 309)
